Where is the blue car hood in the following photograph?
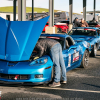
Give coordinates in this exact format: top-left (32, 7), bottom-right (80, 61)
top-left (71, 35), bottom-right (95, 42)
top-left (0, 16), bottom-right (49, 61)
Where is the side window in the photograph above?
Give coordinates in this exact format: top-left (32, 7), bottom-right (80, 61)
top-left (65, 37), bottom-right (74, 49)
top-left (97, 30), bottom-right (100, 36)
top-left (65, 39), bottom-right (70, 49)
top-left (99, 31), bottom-right (100, 36)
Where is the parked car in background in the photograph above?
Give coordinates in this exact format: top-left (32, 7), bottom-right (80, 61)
top-left (43, 22), bottom-right (69, 33)
top-left (56, 20), bottom-right (69, 26)
top-left (68, 27), bottom-right (100, 57)
top-left (87, 21), bottom-right (100, 28)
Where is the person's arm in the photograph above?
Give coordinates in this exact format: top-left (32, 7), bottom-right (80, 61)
top-left (35, 44), bottom-right (44, 57)
top-left (85, 21), bottom-right (89, 27)
top-left (81, 24), bottom-right (86, 27)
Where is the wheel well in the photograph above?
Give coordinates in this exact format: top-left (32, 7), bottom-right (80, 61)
top-left (96, 43), bottom-right (98, 47)
top-left (95, 43), bottom-right (99, 49)
top-left (86, 48), bottom-right (89, 53)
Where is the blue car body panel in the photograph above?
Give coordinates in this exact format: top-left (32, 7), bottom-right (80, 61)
top-left (0, 17), bottom-right (9, 59)
top-left (0, 34), bottom-right (88, 83)
top-left (0, 55), bottom-right (53, 83)
top-left (0, 16), bottom-right (49, 61)
top-left (0, 18), bottom-right (89, 84)
top-left (69, 27), bottom-right (100, 52)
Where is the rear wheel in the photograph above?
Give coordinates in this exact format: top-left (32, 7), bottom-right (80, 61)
top-left (80, 50), bottom-right (89, 68)
top-left (91, 44), bottom-right (97, 57)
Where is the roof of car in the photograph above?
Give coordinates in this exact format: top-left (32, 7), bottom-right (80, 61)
top-left (73, 27), bottom-right (99, 30)
top-left (41, 33), bottom-right (70, 38)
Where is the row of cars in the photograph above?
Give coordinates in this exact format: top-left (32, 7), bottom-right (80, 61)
top-left (0, 16), bottom-right (100, 85)
top-left (43, 21), bottom-right (69, 33)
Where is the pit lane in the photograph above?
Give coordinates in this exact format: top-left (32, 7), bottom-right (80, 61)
top-left (0, 51), bottom-right (100, 100)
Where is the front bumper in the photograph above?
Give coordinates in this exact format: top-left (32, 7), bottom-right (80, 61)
top-left (0, 56), bottom-right (53, 84)
top-left (0, 80), bottom-right (50, 85)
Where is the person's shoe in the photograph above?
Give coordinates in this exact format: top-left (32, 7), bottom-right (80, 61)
top-left (49, 82), bottom-right (61, 87)
top-left (61, 81), bottom-right (67, 84)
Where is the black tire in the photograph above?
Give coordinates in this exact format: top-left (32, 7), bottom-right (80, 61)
top-left (80, 50), bottom-right (89, 68)
top-left (96, 43), bottom-right (99, 50)
top-left (57, 28), bottom-right (62, 33)
top-left (90, 44), bottom-right (97, 57)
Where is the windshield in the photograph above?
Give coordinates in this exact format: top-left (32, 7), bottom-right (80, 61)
top-left (68, 29), bottom-right (96, 36)
top-left (60, 21), bottom-right (69, 24)
top-left (46, 37), bottom-right (64, 49)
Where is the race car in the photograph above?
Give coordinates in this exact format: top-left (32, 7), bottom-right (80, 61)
top-left (68, 27), bottom-right (100, 57)
top-left (43, 22), bottom-right (68, 33)
top-left (87, 21), bottom-right (100, 28)
top-left (56, 20), bottom-right (69, 26)
top-left (0, 17), bottom-right (89, 85)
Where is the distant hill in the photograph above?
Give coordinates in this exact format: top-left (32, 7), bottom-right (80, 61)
top-left (0, 6), bottom-right (64, 13)
top-left (0, 6), bottom-right (81, 15)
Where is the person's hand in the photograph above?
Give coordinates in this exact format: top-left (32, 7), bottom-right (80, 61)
top-left (34, 57), bottom-right (39, 60)
top-left (81, 24), bottom-right (86, 27)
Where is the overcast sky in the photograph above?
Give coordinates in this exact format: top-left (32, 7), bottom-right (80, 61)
top-left (0, 0), bottom-right (100, 13)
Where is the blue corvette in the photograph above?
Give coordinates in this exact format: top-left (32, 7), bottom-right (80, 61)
top-left (68, 27), bottom-right (100, 57)
top-left (0, 17), bottom-right (89, 85)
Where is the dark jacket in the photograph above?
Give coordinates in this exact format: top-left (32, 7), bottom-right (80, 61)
top-left (73, 20), bottom-right (82, 28)
top-left (34, 38), bottom-right (59, 57)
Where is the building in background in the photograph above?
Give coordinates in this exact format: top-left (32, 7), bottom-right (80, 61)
top-left (0, 11), bottom-right (99, 22)
top-left (0, 12), bottom-right (18, 21)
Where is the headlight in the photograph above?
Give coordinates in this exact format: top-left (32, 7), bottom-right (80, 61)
top-left (83, 41), bottom-right (90, 48)
top-left (30, 57), bottom-right (48, 66)
top-left (87, 42), bottom-right (90, 48)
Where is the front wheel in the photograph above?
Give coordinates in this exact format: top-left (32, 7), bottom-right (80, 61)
top-left (80, 50), bottom-right (89, 68)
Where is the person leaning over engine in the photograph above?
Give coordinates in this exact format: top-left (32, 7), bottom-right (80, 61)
top-left (34, 38), bottom-right (67, 87)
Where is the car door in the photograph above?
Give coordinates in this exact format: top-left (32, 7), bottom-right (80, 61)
top-left (63, 48), bottom-right (73, 69)
top-left (63, 38), bottom-right (81, 71)
top-left (68, 45), bottom-right (81, 70)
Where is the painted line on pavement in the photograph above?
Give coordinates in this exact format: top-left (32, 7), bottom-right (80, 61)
top-left (33, 87), bottom-right (100, 94)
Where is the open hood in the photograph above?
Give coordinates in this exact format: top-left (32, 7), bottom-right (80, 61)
top-left (0, 16), bottom-right (49, 61)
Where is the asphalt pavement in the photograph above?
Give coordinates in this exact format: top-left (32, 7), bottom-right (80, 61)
top-left (0, 51), bottom-right (100, 100)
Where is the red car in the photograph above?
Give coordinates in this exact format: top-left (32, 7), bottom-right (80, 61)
top-left (43, 22), bottom-right (69, 33)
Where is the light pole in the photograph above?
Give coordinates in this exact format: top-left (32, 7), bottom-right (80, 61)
top-left (69, 0), bottom-right (73, 30)
top-left (8, 0), bottom-right (17, 21)
top-left (83, 0), bottom-right (86, 21)
top-left (49, 0), bottom-right (54, 27)
top-left (13, 0), bottom-right (17, 21)
top-left (94, 0), bottom-right (96, 19)
top-left (32, 0), bottom-right (34, 21)
top-left (18, 0), bottom-right (26, 21)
